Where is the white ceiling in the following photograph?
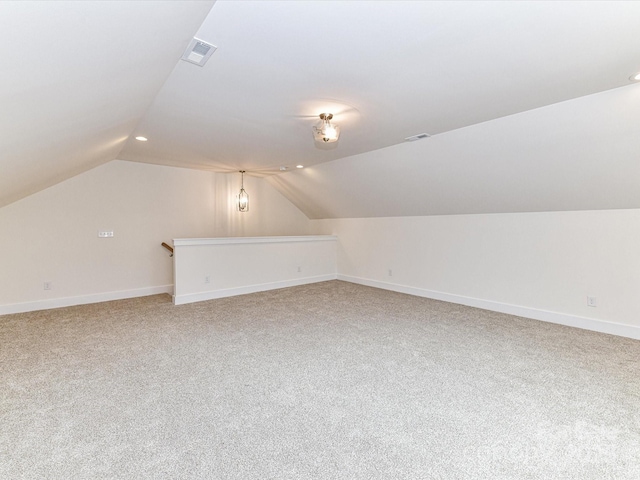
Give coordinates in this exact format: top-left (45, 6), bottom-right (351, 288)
top-left (2, 1), bottom-right (640, 216)
top-left (0, 0), bottom-right (214, 208)
top-left (269, 85), bottom-right (640, 218)
top-left (120, 0), bottom-right (640, 173)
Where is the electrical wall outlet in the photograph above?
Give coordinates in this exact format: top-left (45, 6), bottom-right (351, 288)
top-left (587, 296), bottom-right (597, 307)
top-left (43, 281), bottom-right (52, 290)
top-left (388, 269), bottom-right (393, 277)
top-left (297, 266), bottom-right (301, 272)
top-left (204, 275), bottom-right (210, 284)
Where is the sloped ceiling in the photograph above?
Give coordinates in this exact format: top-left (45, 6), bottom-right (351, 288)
top-left (268, 85), bottom-right (640, 218)
top-left (2, 1), bottom-right (640, 217)
top-left (0, 1), bottom-right (214, 208)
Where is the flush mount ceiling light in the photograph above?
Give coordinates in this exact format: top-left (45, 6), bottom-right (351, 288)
top-left (296, 165), bottom-right (304, 169)
top-left (630, 72), bottom-right (640, 82)
top-left (135, 136), bottom-right (148, 142)
top-left (313, 113), bottom-right (340, 143)
top-left (237, 170), bottom-right (249, 212)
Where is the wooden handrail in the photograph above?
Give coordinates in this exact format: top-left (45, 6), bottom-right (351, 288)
top-left (161, 242), bottom-right (174, 257)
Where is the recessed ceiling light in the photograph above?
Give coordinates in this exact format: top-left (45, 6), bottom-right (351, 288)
top-left (630, 72), bottom-right (640, 82)
top-left (280, 166), bottom-right (288, 171)
top-left (296, 165), bottom-right (304, 169)
top-left (135, 136), bottom-right (148, 142)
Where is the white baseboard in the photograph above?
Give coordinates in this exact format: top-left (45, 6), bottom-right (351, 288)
top-left (0, 285), bottom-right (174, 316)
top-left (338, 275), bottom-right (640, 340)
top-left (173, 274), bottom-right (337, 305)
top-left (5, 276), bottom-right (637, 341)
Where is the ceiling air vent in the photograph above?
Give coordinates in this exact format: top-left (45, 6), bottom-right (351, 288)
top-left (404, 133), bottom-right (431, 142)
top-left (181, 37), bottom-right (217, 67)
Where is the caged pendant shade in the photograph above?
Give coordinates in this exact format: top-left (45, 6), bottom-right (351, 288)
top-left (237, 170), bottom-right (249, 212)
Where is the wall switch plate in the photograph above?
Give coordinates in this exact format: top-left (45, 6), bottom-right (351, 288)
top-left (587, 296), bottom-right (597, 307)
top-left (98, 231), bottom-right (114, 238)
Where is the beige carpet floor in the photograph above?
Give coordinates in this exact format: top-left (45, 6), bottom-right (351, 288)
top-left (1, 280), bottom-right (639, 479)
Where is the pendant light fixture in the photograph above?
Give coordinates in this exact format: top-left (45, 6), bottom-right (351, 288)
top-left (237, 170), bottom-right (249, 212)
top-left (313, 113), bottom-right (340, 143)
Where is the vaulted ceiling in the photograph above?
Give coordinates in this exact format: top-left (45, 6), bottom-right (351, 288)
top-left (0, 0), bottom-right (215, 208)
top-left (2, 1), bottom-right (640, 217)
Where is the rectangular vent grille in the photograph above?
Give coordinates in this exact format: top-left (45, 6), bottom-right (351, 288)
top-left (404, 133), bottom-right (431, 142)
top-left (181, 37), bottom-right (217, 67)
top-left (193, 42), bottom-right (211, 56)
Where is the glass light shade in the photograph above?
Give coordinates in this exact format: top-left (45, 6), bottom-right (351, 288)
top-left (313, 113), bottom-right (340, 143)
top-left (237, 188), bottom-right (249, 212)
top-left (322, 123), bottom-right (338, 141)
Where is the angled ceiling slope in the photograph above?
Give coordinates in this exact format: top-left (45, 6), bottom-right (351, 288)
top-left (120, 1), bottom-right (640, 179)
top-left (3, 1), bottom-right (640, 218)
top-left (0, 0), bottom-right (214, 208)
top-left (268, 85), bottom-right (640, 219)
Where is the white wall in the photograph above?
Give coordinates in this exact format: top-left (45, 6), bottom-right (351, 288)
top-left (312, 209), bottom-right (640, 339)
top-left (211, 172), bottom-right (311, 238)
top-left (4, 158), bottom-right (638, 341)
top-left (0, 160), bottom-right (310, 313)
top-left (172, 236), bottom-right (337, 305)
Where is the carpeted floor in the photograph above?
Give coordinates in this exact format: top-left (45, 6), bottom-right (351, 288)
top-left (1, 280), bottom-right (639, 479)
